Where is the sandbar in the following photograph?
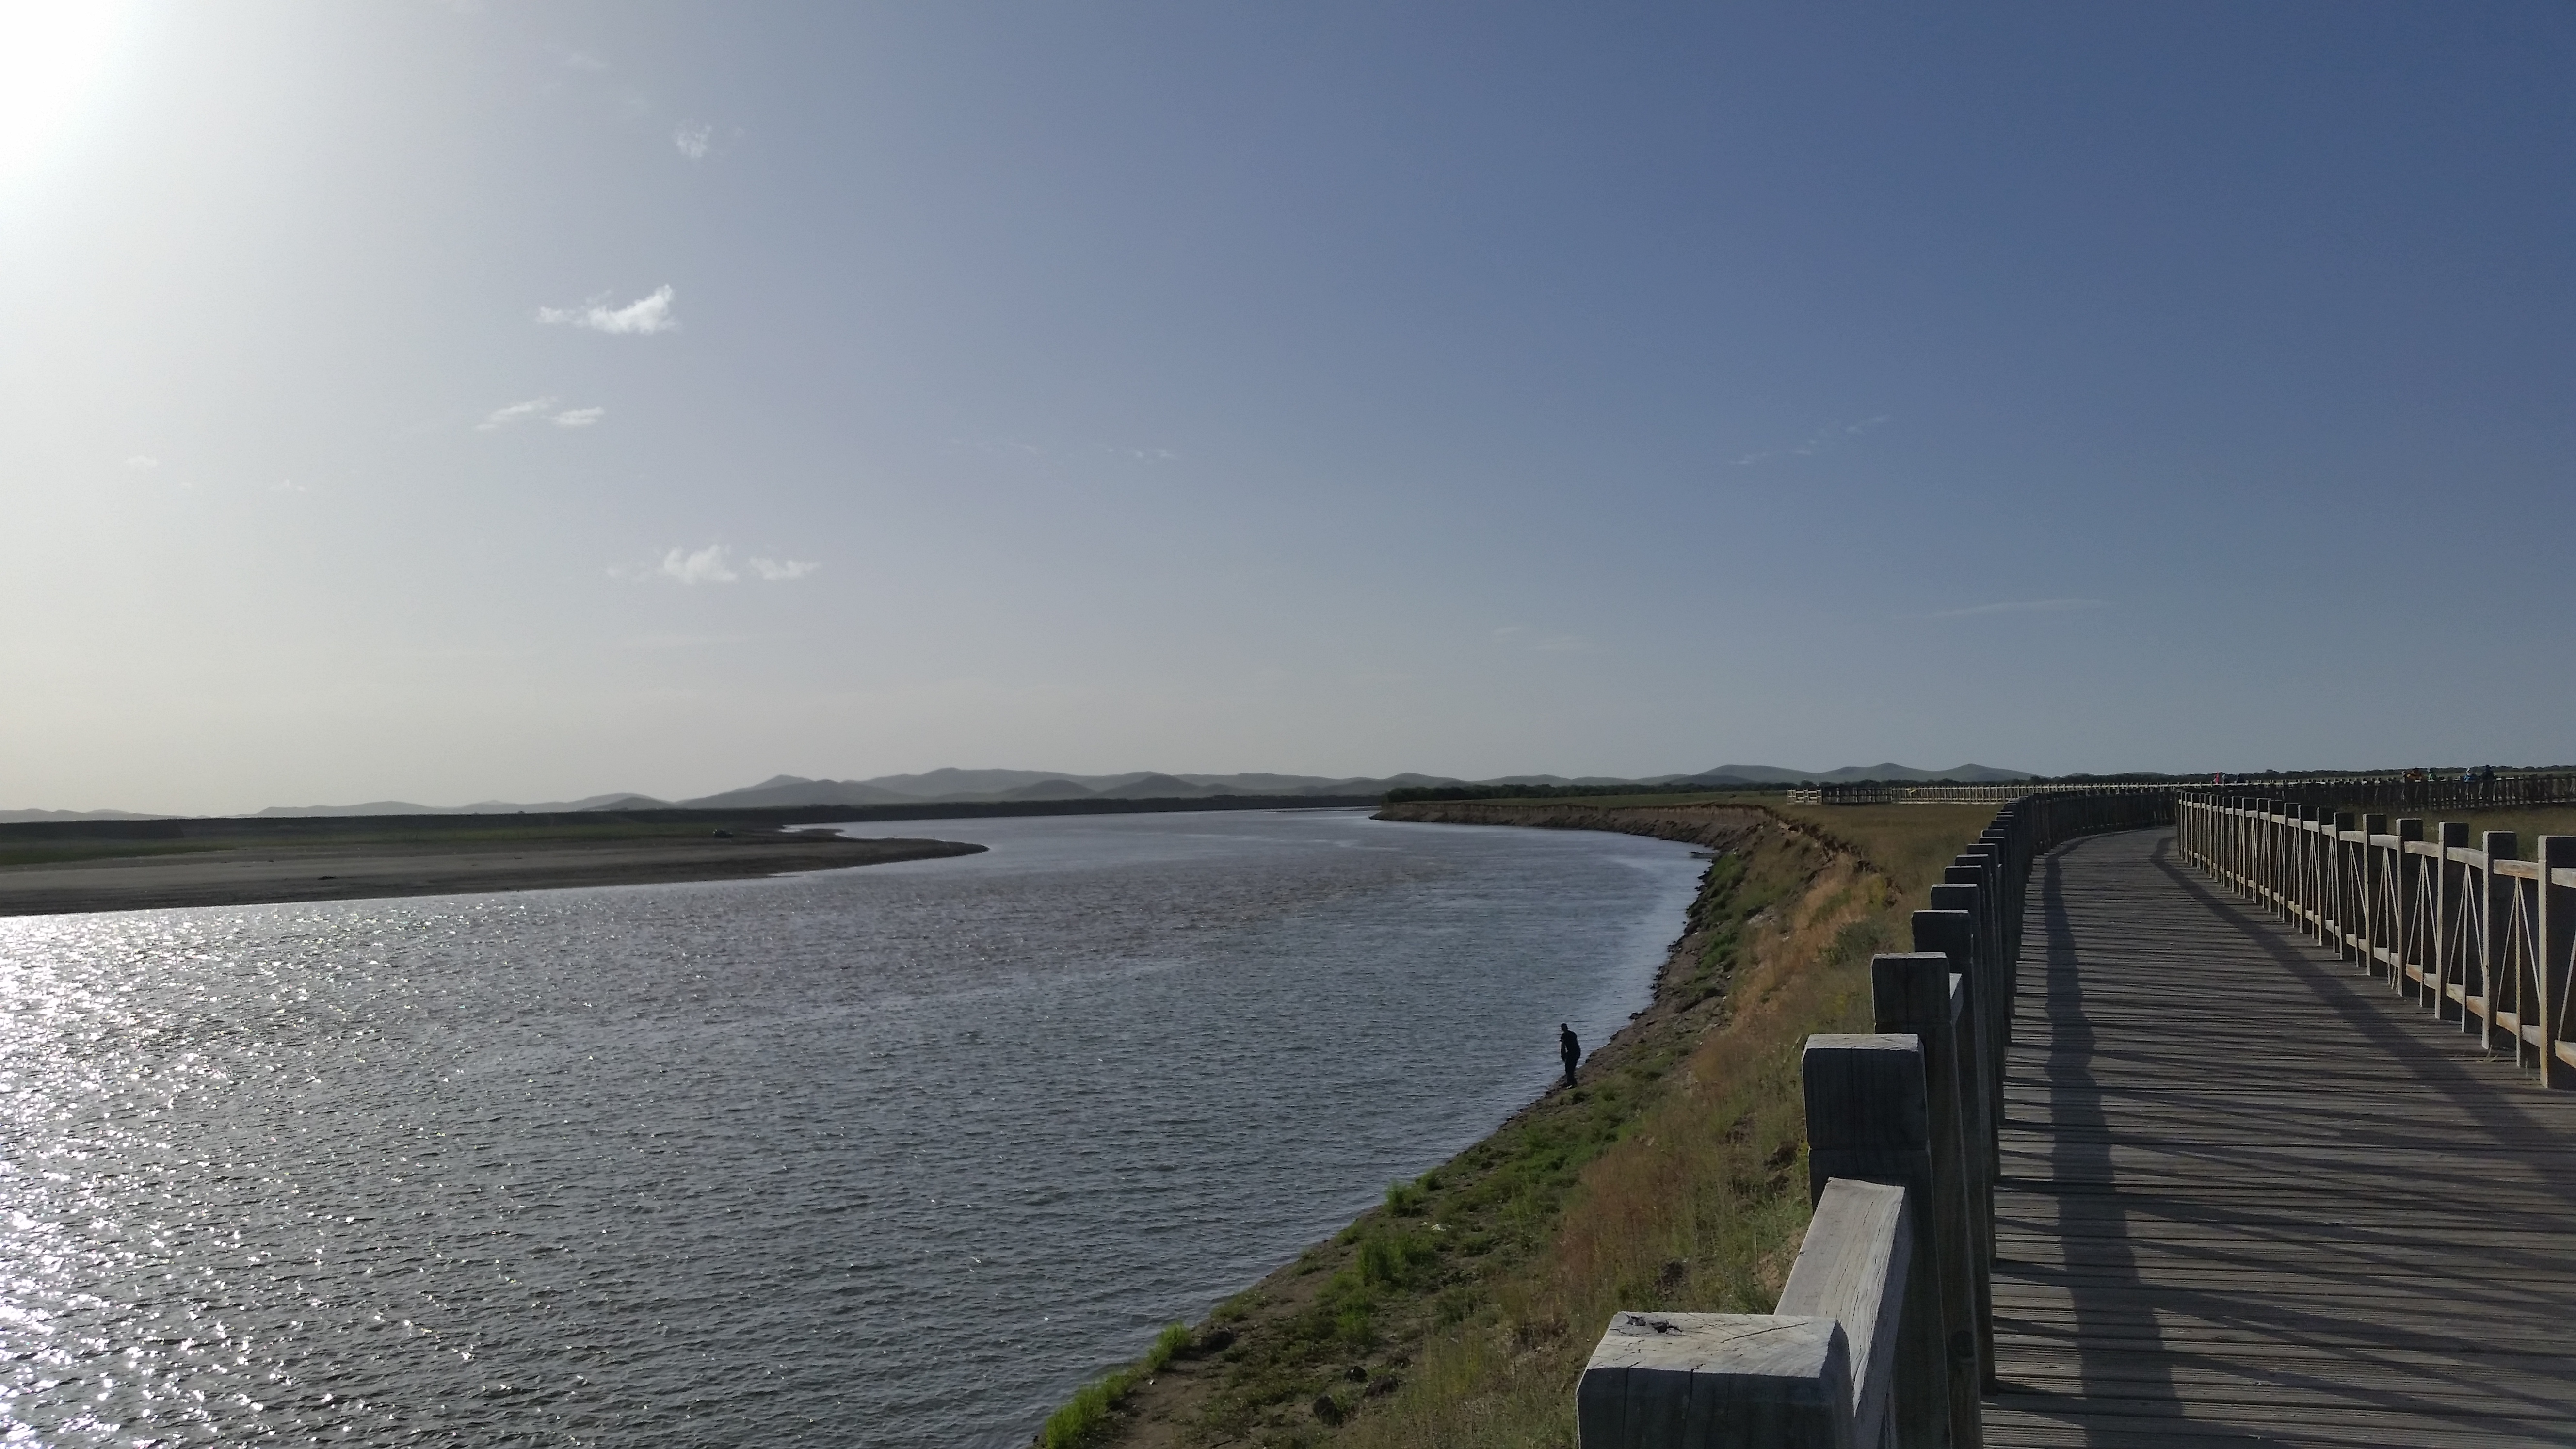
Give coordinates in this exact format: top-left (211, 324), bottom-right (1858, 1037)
top-left (0, 831), bottom-right (986, 918)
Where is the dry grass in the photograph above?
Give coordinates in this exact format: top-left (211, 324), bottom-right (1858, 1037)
top-left (2390, 807), bottom-right (2576, 858)
top-left (1769, 803), bottom-right (1999, 897)
top-left (1330, 804), bottom-right (1986, 1448)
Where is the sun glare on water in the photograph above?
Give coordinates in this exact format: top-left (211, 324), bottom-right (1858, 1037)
top-left (0, 0), bottom-right (137, 192)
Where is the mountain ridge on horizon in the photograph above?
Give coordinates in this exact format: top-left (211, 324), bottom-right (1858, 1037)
top-left (0, 762), bottom-right (2040, 822)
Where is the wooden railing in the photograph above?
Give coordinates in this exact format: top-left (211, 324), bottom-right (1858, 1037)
top-left (2177, 795), bottom-right (2576, 1087)
top-left (1577, 789), bottom-right (2171, 1447)
top-left (1791, 774), bottom-right (2576, 810)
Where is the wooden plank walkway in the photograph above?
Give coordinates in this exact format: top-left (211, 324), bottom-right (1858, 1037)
top-left (1984, 827), bottom-right (2576, 1448)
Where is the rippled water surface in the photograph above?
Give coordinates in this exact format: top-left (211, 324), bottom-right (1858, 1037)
top-left (0, 809), bottom-right (1701, 1447)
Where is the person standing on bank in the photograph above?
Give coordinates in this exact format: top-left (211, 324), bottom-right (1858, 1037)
top-left (1559, 1023), bottom-right (1581, 1090)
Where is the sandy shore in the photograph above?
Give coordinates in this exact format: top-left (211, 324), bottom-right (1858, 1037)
top-left (0, 832), bottom-right (986, 917)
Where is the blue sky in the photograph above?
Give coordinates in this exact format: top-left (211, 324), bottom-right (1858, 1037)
top-left (3, 2), bottom-right (2569, 812)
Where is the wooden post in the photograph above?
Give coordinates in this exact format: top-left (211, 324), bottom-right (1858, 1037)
top-left (1805, 1032), bottom-right (1973, 1449)
top-left (2364, 814), bottom-right (2390, 983)
top-left (2482, 832), bottom-right (2516, 1058)
top-left (1874, 950), bottom-right (1991, 1400)
top-left (2436, 821), bottom-right (2469, 1024)
top-left (2332, 812), bottom-right (2359, 959)
top-left (2396, 819), bottom-right (2424, 1003)
top-left (1917, 900), bottom-right (1998, 1185)
top-left (2537, 837), bottom-right (2573, 1090)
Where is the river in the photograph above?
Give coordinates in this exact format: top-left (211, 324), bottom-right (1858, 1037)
top-left (0, 807), bottom-right (1701, 1447)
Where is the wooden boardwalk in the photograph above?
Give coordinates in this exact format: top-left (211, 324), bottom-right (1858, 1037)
top-left (1985, 828), bottom-right (2576, 1448)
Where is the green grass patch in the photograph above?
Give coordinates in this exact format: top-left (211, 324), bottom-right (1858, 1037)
top-left (1039, 1323), bottom-right (1193, 1448)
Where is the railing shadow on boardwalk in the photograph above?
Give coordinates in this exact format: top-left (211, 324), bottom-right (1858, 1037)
top-left (1576, 786), bottom-right (2576, 1449)
top-left (1983, 826), bottom-right (2576, 1448)
top-left (1981, 839), bottom-right (2180, 1428)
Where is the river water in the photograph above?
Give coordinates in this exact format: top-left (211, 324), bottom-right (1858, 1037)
top-left (0, 808), bottom-right (1702, 1447)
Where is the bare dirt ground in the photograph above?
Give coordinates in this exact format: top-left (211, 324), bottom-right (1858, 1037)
top-left (0, 832), bottom-right (985, 916)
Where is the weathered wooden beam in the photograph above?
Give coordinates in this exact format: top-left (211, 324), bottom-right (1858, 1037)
top-left (1577, 1311), bottom-right (1855, 1449)
top-left (1778, 1179), bottom-right (1913, 1449)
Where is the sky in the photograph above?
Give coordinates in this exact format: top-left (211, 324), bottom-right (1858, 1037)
top-left (3, 2), bottom-right (2570, 814)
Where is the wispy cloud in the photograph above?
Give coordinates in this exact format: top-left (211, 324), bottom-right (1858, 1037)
top-left (674, 123), bottom-right (712, 159)
top-left (1493, 625), bottom-right (1590, 653)
top-left (620, 545), bottom-right (820, 586)
top-left (1930, 597), bottom-right (2108, 619)
top-left (479, 397), bottom-right (606, 430)
top-left (477, 396), bottom-right (558, 431)
top-left (537, 285), bottom-right (677, 335)
top-left (1732, 414), bottom-right (1891, 467)
top-left (562, 49), bottom-right (608, 72)
top-left (124, 454), bottom-right (158, 470)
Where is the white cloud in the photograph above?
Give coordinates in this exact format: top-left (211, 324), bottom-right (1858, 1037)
top-left (551, 406), bottom-right (606, 428)
top-left (1930, 598), bottom-right (2108, 618)
top-left (620, 545), bottom-right (819, 585)
top-left (477, 396), bottom-right (559, 431)
top-left (659, 545), bottom-right (737, 584)
top-left (562, 49), bottom-right (608, 72)
top-left (537, 285), bottom-right (677, 335)
top-left (124, 454), bottom-right (158, 470)
top-left (674, 123), bottom-right (712, 159)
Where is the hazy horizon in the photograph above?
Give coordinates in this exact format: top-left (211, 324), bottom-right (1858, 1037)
top-left (8, 3), bottom-right (2570, 816)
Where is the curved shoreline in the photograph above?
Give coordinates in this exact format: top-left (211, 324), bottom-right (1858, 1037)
top-left (1066, 802), bottom-right (1828, 1447)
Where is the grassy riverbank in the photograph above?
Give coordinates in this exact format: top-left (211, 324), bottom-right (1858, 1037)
top-left (1053, 798), bottom-right (1996, 1449)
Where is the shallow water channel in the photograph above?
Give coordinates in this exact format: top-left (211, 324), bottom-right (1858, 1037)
top-left (0, 808), bottom-right (1702, 1447)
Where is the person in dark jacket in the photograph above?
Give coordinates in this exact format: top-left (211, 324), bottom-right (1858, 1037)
top-left (1559, 1023), bottom-right (1581, 1089)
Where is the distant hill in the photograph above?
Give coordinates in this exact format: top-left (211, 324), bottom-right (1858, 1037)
top-left (676, 776), bottom-right (912, 810)
top-left (995, 778), bottom-right (1097, 801)
top-left (0, 806), bottom-right (175, 823)
top-left (1090, 772), bottom-right (1221, 799)
top-left (256, 791), bottom-right (662, 818)
top-left (39, 760), bottom-right (2039, 822)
